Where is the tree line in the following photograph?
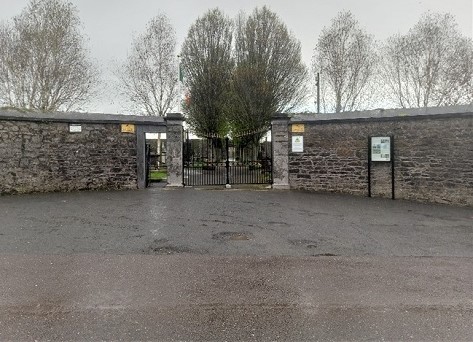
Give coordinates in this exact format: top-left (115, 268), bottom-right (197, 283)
top-left (0, 0), bottom-right (471, 136)
top-left (180, 7), bottom-right (307, 138)
top-left (314, 11), bottom-right (473, 113)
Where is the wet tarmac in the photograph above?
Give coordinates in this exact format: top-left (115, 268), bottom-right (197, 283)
top-left (0, 187), bottom-right (472, 340)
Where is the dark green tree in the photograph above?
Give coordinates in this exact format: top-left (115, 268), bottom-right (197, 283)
top-left (230, 6), bottom-right (307, 142)
top-left (180, 8), bottom-right (233, 137)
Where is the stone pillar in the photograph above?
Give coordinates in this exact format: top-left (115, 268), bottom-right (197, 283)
top-left (165, 113), bottom-right (185, 187)
top-left (136, 125), bottom-right (147, 190)
top-left (271, 113), bottom-right (290, 190)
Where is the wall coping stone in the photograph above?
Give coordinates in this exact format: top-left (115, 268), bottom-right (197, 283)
top-left (273, 113), bottom-right (290, 120)
top-left (0, 109), bottom-right (167, 126)
top-left (290, 105), bottom-right (473, 124)
top-left (165, 113), bottom-right (185, 123)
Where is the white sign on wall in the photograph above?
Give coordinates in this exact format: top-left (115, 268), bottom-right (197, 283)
top-left (292, 136), bottom-right (304, 152)
top-left (371, 137), bottom-right (391, 161)
top-left (69, 124), bottom-right (82, 133)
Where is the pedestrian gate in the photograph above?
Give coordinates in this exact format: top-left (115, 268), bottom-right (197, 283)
top-left (183, 130), bottom-right (272, 186)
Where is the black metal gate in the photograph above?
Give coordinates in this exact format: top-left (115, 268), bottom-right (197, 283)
top-left (183, 130), bottom-right (272, 186)
top-left (145, 143), bottom-right (151, 188)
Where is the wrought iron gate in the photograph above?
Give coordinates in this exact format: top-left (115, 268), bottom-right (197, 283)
top-left (145, 143), bottom-right (151, 188)
top-left (183, 130), bottom-right (272, 186)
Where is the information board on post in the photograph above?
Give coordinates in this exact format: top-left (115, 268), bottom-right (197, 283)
top-left (368, 136), bottom-right (395, 200)
top-left (371, 137), bottom-right (391, 162)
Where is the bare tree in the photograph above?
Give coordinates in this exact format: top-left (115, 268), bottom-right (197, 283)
top-left (382, 12), bottom-right (473, 108)
top-left (118, 14), bottom-right (178, 116)
top-left (230, 6), bottom-right (308, 140)
top-left (0, 0), bottom-right (97, 112)
top-left (180, 8), bottom-right (234, 137)
top-left (312, 11), bottom-right (377, 113)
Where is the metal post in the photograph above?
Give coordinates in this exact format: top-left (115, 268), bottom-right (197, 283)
top-left (225, 137), bottom-right (231, 188)
top-left (145, 143), bottom-right (150, 188)
top-left (177, 55), bottom-right (182, 114)
top-left (391, 136), bottom-right (395, 200)
top-left (184, 130), bottom-right (189, 186)
top-left (317, 72), bottom-right (320, 114)
top-left (368, 136), bottom-right (371, 198)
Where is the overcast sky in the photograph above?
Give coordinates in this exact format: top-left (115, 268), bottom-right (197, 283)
top-left (1, 0), bottom-right (472, 113)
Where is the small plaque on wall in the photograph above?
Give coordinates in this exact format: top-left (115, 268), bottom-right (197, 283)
top-left (291, 124), bottom-right (305, 133)
top-left (121, 123), bottom-right (135, 133)
top-left (69, 124), bottom-right (82, 133)
top-left (292, 136), bottom-right (304, 152)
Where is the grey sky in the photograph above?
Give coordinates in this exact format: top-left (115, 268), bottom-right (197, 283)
top-left (1, 0), bottom-right (472, 113)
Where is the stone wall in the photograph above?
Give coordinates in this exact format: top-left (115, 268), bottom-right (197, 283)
top-left (0, 120), bottom-right (138, 194)
top-left (0, 110), bottom-right (167, 194)
top-left (288, 106), bottom-right (473, 206)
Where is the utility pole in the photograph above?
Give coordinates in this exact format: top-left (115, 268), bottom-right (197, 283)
top-left (177, 54), bottom-right (182, 114)
top-left (316, 72), bottom-right (320, 114)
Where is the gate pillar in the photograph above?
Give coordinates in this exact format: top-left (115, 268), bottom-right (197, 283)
top-left (165, 113), bottom-right (185, 187)
top-left (271, 113), bottom-right (290, 190)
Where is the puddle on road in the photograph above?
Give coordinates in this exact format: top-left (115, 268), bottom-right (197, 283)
top-left (288, 239), bottom-right (318, 249)
top-left (212, 232), bottom-right (252, 241)
top-left (142, 238), bottom-right (191, 255)
top-left (288, 239), bottom-right (339, 257)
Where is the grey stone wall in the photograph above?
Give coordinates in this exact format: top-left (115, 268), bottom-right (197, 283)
top-left (0, 120), bottom-right (137, 194)
top-left (288, 107), bottom-right (473, 206)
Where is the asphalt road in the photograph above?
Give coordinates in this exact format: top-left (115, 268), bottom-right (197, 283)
top-left (1, 186), bottom-right (472, 341)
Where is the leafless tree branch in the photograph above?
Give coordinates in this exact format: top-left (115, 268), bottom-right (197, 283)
top-left (381, 12), bottom-right (473, 108)
top-left (118, 14), bottom-right (178, 116)
top-left (312, 11), bottom-right (377, 113)
top-left (0, 0), bottom-right (98, 112)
